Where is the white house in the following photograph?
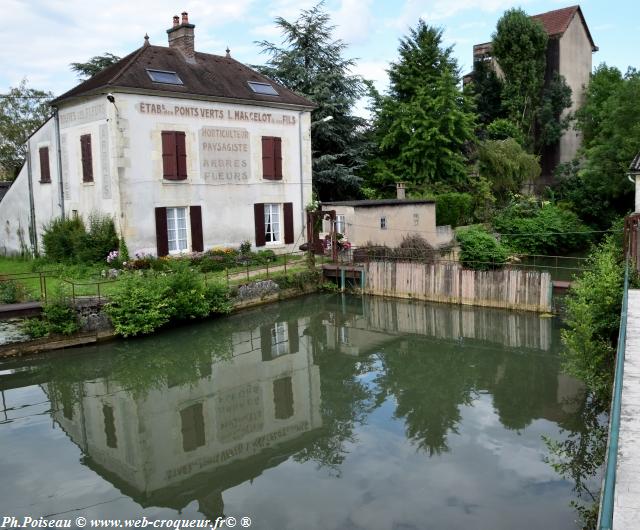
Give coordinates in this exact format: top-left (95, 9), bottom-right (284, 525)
top-left (0, 13), bottom-right (315, 257)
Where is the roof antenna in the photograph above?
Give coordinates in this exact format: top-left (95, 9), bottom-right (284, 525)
top-left (144, 33), bottom-right (150, 46)
top-left (225, 46), bottom-right (231, 58)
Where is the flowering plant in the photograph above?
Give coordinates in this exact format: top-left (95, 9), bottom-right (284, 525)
top-left (106, 250), bottom-right (119, 264)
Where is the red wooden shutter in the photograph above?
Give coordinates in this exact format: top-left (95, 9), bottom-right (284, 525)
top-left (262, 137), bottom-right (274, 180)
top-left (162, 131), bottom-right (177, 179)
top-left (176, 132), bottom-right (187, 180)
top-left (274, 137), bottom-right (282, 180)
top-left (254, 203), bottom-right (266, 247)
top-left (80, 135), bottom-right (93, 182)
top-left (155, 207), bottom-right (169, 256)
top-left (39, 147), bottom-right (51, 183)
top-left (190, 205), bottom-right (203, 252)
top-left (283, 202), bottom-right (294, 244)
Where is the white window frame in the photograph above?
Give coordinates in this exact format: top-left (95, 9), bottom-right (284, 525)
top-left (271, 322), bottom-right (289, 356)
top-left (335, 214), bottom-right (346, 236)
top-left (264, 203), bottom-right (282, 245)
top-left (167, 207), bottom-right (190, 254)
top-left (380, 217), bottom-right (387, 230)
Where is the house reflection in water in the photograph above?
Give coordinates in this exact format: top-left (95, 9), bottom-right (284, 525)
top-left (45, 312), bottom-right (322, 519)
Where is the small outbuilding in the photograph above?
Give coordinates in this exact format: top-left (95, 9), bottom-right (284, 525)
top-left (320, 198), bottom-right (453, 249)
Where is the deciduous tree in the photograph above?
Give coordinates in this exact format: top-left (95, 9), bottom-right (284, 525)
top-left (0, 79), bottom-right (53, 180)
top-left (492, 8), bottom-right (548, 147)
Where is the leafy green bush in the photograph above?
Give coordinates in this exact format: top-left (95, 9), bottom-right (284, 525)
top-left (22, 317), bottom-right (49, 338)
top-left (435, 192), bottom-right (474, 227)
top-left (492, 197), bottom-right (591, 254)
top-left (42, 217), bottom-right (86, 262)
top-left (42, 213), bottom-right (119, 264)
top-left (0, 280), bottom-right (28, 303)
top-left (105, 274), bottom-right (172, 337)
top-left (105, 269), bottom-right (232, 337)
top-left (43, 300), bottom-right (79, 335)
top-left (561, 230), bottom-right (625, 402)
top-left (456, 226), bottom-right (509, 270)
top-left (485, 118), bottom-right (525, 145)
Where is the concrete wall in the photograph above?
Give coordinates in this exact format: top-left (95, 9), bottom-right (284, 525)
top-left (322, 203), bottom-right (439, 248)
top-left (364, 261), bottom-right (552, 313)
top-left (558, 14), bottom-right (593, 164)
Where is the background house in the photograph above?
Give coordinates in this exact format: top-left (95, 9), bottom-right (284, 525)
top-left (471, 5), bottom-right (597, 178)
top-left (0, 13), bottom-right (315, 257)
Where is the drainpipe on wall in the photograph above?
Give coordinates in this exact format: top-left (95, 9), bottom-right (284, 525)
top-left (298, 111), bottom-right (305, 233)
top-left (25, 139), bottom-right (38, 255)
top-left (53, 107), bottom-right (65, 219)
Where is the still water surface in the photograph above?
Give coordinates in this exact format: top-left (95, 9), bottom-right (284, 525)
top-left (0, 294), bottom-right (590, 529)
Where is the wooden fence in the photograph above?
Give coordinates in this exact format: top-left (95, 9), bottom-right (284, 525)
top-left (364, 261), bottom-right (553, 313)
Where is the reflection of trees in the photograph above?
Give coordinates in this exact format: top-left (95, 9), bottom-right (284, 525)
top-left (373, 339), bottom-right (478, 455)
top-left (489, 352), bottom-right (560, 431)
top-left (293, 312), bottom-right (377, 475)
top-left (544, 393), bottom-right (607, 530)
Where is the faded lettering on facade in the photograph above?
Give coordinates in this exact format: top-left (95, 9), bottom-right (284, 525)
top-left (59, 103), bottom-right (106, 129)
top-left (215, 383), bottom-right (264, 443)
top-left (60, 134), bottom-right (70, 199)
top-left (99, 124), bottom-right (111, 199)
top-left (199, 126), bottom-right (250, 183)
top-left (139, 102), bottom-right (297, 126)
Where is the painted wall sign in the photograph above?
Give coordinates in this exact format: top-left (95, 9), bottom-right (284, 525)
top-left (99, 124), bottom-right (111, 199)
top-left (215, 383), bottom-right (264, 443)
top-left (199, 126), bottom-right (250, 183)
top-left (138, 102), bottom-right (297, 126)
top-left (59, 103), bottom-right (107, 129)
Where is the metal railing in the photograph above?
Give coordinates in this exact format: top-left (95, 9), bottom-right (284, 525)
top-left (597, 258), bottom-right (629, 530)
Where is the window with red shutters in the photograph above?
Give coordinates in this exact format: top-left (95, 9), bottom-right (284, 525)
top-left (162, 131), bottom-right (187, 180)
top-left (80, 134), bottom-right (93, 182)
top-left (262, 136), bottom-right (282, 180)
top-left (39, 147), bottom-right (51, 183)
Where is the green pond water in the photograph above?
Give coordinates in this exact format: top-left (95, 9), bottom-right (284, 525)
top-left (0, 294), bottom-right (595, 529)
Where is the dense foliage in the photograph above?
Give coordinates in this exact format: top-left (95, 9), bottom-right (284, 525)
top-left (24, 298), bottom-right (80, 338)
top-left (492, 8), bottom-right (548, 147)
top-left (561, 230), bottom-right (625, 402)
top-left (366, 22), bottom-right (475, 195)
top-left (42, 214), bottom-right (119, 263)
top-left (0, 79), bottom-right (53, 180)
top-left (492, 197), bottom-right (590, 254)
top-left (105, 266), bottom-right (232, 337)
top-left (255, 3), bottom-right (369, 200)
top-left (455, 226), bottom-right (509, 270)
top-left (478, 139), bottom-right (540, 201)
top-left (537, 73), bottom-right (572, 149)
top-left (558, 66), bottom-right (640, 229)
top-left (467, 58), bottom-right (504, 128)
top-left (435, 192), bottom-right (474, 227)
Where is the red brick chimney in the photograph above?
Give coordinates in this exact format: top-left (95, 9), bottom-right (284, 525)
top-left (167, 12), bottom-right (195, 62)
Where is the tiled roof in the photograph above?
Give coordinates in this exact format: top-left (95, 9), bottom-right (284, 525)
top-left (52, 44), bottom-right (315, 109)
top-left (531, 5), bottom-right (598, 51)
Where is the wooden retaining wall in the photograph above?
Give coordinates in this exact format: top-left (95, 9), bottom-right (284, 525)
top-left (364, 262), bottom-right (552, 313)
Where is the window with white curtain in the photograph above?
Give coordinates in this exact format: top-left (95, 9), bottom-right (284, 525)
top-left (271, 322), bottom-right (289, 356)
top-left (335, 214), bottom-right (346, 236)
top-left (167, 207), bottom-right (189, 253)
top-left (264, 203), bottom-right (281, 244)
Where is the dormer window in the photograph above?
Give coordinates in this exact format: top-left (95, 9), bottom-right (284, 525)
top-left (248, 81), bottom-right (279, 96)
top-left (147, 69), bottom-right (184, 85)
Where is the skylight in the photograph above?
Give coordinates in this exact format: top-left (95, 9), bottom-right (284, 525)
top-left (147, 69), bottom-right (184, 85)
top-left (248, 81), bottom-right (279, 96)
